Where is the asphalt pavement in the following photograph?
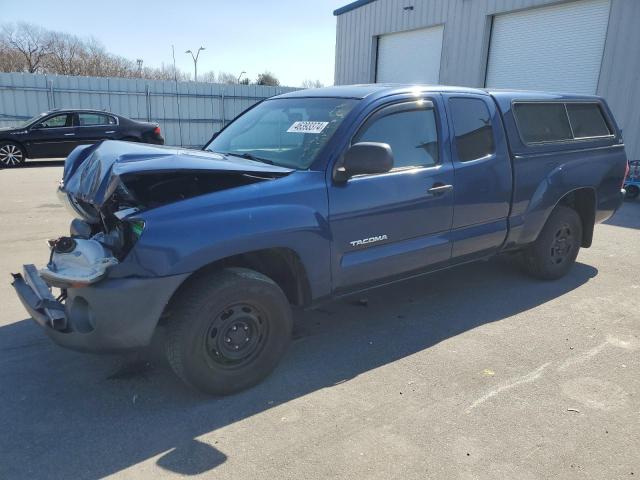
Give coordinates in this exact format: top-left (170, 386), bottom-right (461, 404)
top-left (1, 165), bottom-right (638, 479)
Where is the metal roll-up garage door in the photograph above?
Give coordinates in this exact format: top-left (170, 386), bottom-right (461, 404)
top-left (486, 0), bottom-right (611, 94)
top-left (376, 25), bottom-right (444, 84)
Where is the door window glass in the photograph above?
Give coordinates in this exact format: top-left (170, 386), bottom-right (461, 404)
top-left (354, 107), bottom-right (439, 168)
top-left (40, 114), bottom-right (70, 128)
top-left (449, 98), bottom-right (495, 161)
top-left (78, 113), bottom-right (116, 126)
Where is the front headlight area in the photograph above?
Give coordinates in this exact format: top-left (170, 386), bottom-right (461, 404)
top-left (98, 217), bottom-right (146, 261)
top-left (128, 219), bottom-right (145, 241)
top-left (38, 216), bottom-right (146, 290)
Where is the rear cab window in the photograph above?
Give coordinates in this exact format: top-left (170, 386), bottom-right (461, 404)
top-left (513, 101), bottom-right (612, 145)
top-left (448, 97), bottom-right (495, 161)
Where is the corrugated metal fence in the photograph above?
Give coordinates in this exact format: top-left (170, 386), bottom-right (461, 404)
top-left (0, 72), bottom-right (298, 147)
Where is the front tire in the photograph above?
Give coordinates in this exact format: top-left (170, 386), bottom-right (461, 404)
top-left (520, 205), bottom-right (583, 280)
top-left (0, 141), bottom-right (26, 168)
top-left (165, 268), bottom-right (293, 395)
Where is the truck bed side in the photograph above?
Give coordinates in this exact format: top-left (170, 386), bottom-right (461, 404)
top-left (489, 91), bottom-right (627, 250)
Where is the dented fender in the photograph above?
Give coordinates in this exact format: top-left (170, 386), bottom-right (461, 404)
top-left (116, 171), bottom-right (333, 299)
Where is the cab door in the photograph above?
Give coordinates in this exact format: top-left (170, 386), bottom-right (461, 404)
top-left (328, 97), bottom-right (455, 291)
top-left (74, 113), bottom-right (119, 146)
top-left (27, 113), bottom-right (77, 158)
top-left (443, 94), bottom-right (512, 260)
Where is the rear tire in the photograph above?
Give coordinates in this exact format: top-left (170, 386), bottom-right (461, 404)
top-left (520, 205), bottom-right (582, 280)
top-left (165, 268), bottom-right (293, 395)
top-left (625, 185), bottom-right (639, 200)
top-left (0, 141), bottom-right (26, 168)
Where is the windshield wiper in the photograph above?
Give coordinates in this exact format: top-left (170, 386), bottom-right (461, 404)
top-left (222, 152), bottom-right (275, 165)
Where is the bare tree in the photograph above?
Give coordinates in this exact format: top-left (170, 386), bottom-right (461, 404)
top-left (217, 71), bottom-right (239, 84)
top-left (0, 22), bottom-right (285, 85)
top-left (0, 40), bottom-right (25, 72)
top-left (47, 31), bottom-right (83, 75)
top-left (77, 38), bottom-right (108, 77)
top-left (1, 22), bottom-right (52, 73)
top-left (301, 79), bottom-right (324, 89)
top-left (142, 63), bottom-right (190, 81)
top-left (79, 38), bottom-right (134, 78)
top-left (198, 70), bottom-right (218, 83)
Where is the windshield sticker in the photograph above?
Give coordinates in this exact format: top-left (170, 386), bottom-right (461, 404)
top-left (287, 121), bottom-right (329, 134)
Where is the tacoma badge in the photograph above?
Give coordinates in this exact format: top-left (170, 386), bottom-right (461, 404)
top-left (350, 235), bottom-right (388, 247)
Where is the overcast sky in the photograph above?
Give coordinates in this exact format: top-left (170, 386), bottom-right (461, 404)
top-left (1, 0), bottom-right (349, 87)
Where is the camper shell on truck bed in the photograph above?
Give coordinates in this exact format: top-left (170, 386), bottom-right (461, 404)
top-left (12, 84), bottom-right (628, 395)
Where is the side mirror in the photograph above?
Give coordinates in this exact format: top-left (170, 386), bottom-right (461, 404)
top-left (31, 123), bottom-right (44, 130)
top-left (334, 142), bottom-right (393, 183)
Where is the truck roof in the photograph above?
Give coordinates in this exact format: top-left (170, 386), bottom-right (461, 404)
top-left (276, 84), bottom-right (488, 100)
top-left (276, 84), bottom-right (604, 103)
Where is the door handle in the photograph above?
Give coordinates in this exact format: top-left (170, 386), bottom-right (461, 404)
top-left (427, 184), bottom-right (453, 196)
top-left (104, 130), bottom-right (116, 134)
top-left (64, 133), bottom-right (75, 136)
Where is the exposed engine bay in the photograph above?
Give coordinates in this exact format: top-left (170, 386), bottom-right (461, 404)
top-left (39, 140), bottom-right (293, 288)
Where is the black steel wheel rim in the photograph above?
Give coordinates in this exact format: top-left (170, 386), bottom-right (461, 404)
top-left (204, 303), bottom-right (268, 368)
top-left (550, 223), bottom-right (574, 264)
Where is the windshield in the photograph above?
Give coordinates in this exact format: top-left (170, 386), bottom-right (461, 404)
top-left (205, 97), bottom-right (358, 169)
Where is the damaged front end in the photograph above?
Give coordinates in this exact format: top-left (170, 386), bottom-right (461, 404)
top-left (12, 140), bottom-right (292, 344)
top-left (48, 140), bottom-right (291, 286)
top-left (12, 202), bottom-right (149, 335)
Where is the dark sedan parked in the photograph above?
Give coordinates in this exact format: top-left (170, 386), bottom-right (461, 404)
top-left (0, 109), bottom-right (164, 167)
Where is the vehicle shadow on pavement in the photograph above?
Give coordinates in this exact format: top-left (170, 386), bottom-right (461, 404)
top-left (0, 258), bottom-right (598, 479)
top-left (604, 200), bottom-right (640, 230)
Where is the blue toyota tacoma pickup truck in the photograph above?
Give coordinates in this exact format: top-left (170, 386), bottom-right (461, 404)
top-left (12, 85), bottom-right (628, 395)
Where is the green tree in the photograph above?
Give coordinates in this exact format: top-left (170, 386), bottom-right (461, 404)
top-left (256, 71), bottom-right (280, 86)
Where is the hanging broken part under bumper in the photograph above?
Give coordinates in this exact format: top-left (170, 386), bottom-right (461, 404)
top-left (11, 264), bottom-right (189, 353)
top-left (12, 264), bottom-right (67, 330)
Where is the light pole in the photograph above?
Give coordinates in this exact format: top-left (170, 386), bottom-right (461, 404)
top-left (237, 71), bottom-right (246, 84)
top-left (185, 46), bottom-right (205, 82)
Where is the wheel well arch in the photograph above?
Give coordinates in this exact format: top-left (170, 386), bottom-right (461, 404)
top-left (556, 187), bottom-right (597, 247)
top-left (161, 247), bottom-right (312, 322)
top-left (0, 138), bottom-right (28, 156)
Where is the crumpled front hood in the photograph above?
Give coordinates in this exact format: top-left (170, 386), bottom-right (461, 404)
top-left (61, 140), bottom-right (293, 211)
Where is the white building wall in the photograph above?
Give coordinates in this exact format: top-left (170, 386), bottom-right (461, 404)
top-left (334, 0), bottom-right (640, 159)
